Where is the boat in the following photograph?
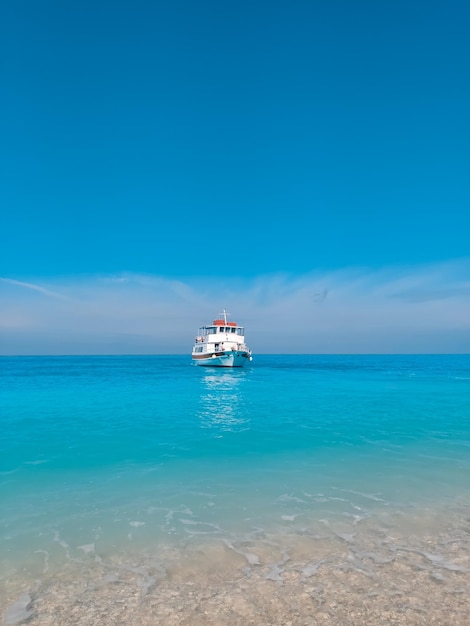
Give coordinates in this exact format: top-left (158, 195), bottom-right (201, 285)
top-left (191, 310), bottom-right (253, 367)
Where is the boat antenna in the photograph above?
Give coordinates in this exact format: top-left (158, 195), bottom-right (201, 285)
top-left (220, 309), bottom-right (230, 324)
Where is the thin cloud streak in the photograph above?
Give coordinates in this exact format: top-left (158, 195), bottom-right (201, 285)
top-left (0, 277), bottom-right (70, 300)
top-left (1, 261), bottom-right (469, 355)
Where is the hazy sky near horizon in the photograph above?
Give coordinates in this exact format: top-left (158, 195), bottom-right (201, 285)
top-left (1, 0), bottom-right (469, 354)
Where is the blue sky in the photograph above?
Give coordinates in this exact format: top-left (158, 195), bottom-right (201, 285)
top-left (1, 0), bottom-right (469, 354)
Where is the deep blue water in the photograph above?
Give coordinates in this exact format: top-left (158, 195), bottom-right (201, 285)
top-left (1, 354), bottom-right (470, 607)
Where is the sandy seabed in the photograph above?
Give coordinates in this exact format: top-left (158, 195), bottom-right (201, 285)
top-left (2, 514), bottom-right (470, 626)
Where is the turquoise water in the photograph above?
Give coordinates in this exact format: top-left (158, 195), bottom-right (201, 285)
top-left (1, 355), bottom-right (470, 623)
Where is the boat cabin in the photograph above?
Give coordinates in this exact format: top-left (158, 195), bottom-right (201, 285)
top-left (196, 320), bottom-right (245, 341)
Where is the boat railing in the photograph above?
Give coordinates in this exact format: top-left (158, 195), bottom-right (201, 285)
top-left (230, 343), bottom-right (249, 352)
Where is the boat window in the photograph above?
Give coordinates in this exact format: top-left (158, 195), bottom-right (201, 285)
top-left (231, 327), bottom-right (236, 333)
top-left (207, 327), bottom-right (216, 334)
top-left (236, 328), bottom-right (243, 335)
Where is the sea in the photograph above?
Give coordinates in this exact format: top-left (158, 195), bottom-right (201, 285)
top-left (1, 354), bottom-right (470, 625)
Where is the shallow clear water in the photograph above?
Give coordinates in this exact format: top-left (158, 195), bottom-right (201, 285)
top-left (1, 355), bottom-right (470, 624)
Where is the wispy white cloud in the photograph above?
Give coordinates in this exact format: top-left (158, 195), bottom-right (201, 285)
top-left (1, 261), bottom-right (469, 355)
top-left (0, 277), bottom-right (70, 300)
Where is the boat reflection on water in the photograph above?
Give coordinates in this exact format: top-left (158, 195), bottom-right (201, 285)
top-left (197, 370), bottom-right (251, 432)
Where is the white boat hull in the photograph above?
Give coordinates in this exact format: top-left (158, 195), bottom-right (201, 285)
top-left (192, 350), bottom-right (252, 367)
